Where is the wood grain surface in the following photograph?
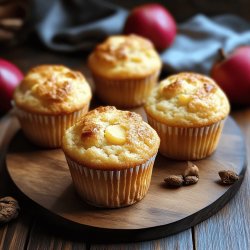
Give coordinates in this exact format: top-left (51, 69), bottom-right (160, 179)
top-left (91, 230), bottom-right (193, 250)
top-left (5, 113), bottom-right (246, 242)
top-left (26, 220), bottom-right (87, 250)
top-left (0, 214), bottom-right (31, 250)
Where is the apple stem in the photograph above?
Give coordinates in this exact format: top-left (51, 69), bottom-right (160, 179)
top-left (218, 48), bottom-right (226, 61)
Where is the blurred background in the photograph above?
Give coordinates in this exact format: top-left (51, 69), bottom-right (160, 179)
top-left (0, 0), bottom-right (250, 48)
top-left (110, 0), bottom-right (250, 21)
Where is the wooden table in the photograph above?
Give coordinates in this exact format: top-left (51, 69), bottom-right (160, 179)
top-left (0, 42), bottom-right (249, 250)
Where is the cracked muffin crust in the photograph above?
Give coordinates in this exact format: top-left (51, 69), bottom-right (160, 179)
top-left (145, 72), bottom-right (230, 127)
top-left (14, 65), bottom-right (92, 115)
top-left (88, 34), bottom-right (162, 80)
top-left (62, 106), bottom-right (160, 170)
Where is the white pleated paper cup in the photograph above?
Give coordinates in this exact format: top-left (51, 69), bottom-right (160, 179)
top-left (92, 71), bottom-right (160, 108)
top-left (147, 114), bottom-right (225, 160)
top-left (15, 104), bottom-right (89, 148)
top-left (65, 154), bottom-right (157, 208)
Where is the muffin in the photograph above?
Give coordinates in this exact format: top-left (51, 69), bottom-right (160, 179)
top-left (144, 72), bottom-right (230, 160)
top-left (62, 106), bottom-right (160, 208)
top-left (14, 65), bottom-right (92, 148)
top-left (88, 34), bottom-right (162, 108)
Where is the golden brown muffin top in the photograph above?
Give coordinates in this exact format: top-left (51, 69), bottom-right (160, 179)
top-left (62, 106), bottom-right (160, 170)
top-left (14, 65), bottom-right (92, 115)
top-left (145, 72), bottom-right (230, 127)
top-left (88, 34), bottom-right (162, 79)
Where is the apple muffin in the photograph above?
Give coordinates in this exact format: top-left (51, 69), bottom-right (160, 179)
top-left (62, 106), bottom-right (160, 208)
top-left (14, 65), bottom-right (92, 148)
top-left (144, 72), bottom-right (230, 160)
top-left (88, 34), bottom-right (162, 108)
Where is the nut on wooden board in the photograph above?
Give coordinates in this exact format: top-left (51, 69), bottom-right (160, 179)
top-left (164, 161), bottom-right (200, 187)
top-left (164, 175), bottom-right (184, 187)
top-left (184, 176), bottom-right (199, 185)
top-left (184, 161), bottom-right (199, 177)
top-left (0, 196), bottom-right (20, 224)
top-left (218, 170), bottom-right (239, 185)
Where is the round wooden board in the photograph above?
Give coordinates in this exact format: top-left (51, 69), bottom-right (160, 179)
top-left (6, 111), bottom-right (247, 243)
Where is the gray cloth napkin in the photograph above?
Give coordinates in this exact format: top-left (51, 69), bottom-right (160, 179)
top-left (162, 14), bottom-right (250, 74)
top-left (36, 0), bottom-right (128, 51)
top-left (36, 0), bottom-right (250, 74)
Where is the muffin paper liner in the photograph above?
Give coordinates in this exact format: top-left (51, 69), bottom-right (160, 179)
top-left (92, 71), bottom-right (160, 108)
top-left (15, 105), bottom-right (89, 148)
top-left (65, 154), bottom-right (157, 208)
top-left (147, 115), bottom-right (225, 160)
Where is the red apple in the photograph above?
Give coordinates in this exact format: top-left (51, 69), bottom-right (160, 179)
top-left (123, 4), bottom-right (176, 51)
top-left (0, 58), bottom-right (23, 112)
top-left (211, 46), bottom-right (250, 105)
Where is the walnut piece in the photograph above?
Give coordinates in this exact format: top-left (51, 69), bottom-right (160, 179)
top-left (219, 170), bottom-right (239, 185)
top-left (184, 161), bottom-right (199, 177)
top-left (184, 176), bottom-right (199, 185)
top-left (164, 162), bottom-right (200, 189)
top-left (164, 175), bottom-right (184, 187)
top-left (0, 196), bottom-right (20, 224)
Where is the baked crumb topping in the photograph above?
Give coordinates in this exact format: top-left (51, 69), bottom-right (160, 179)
top-left (62, 106), bottom-right (160, 169)
top-left (145, 72), bottom-right (230, 126)
top-left (32, 78), bottom-right (72, 102)
top-left (14, 65), bottom-right (92, 114)
top-left (88, 34), bottom-right (162, 79)
top-left (94, 34), bottom-right (153, 64)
